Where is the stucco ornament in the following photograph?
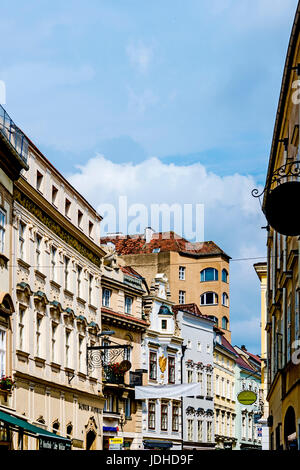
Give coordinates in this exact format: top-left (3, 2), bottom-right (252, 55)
top-left (159, 355), bottom-right (167, 373)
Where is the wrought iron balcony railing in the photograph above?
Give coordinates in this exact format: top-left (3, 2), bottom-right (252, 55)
top-left (0, 105), bottom-right (29, 165)
top-left (103, 368), bottom-right (125, 385)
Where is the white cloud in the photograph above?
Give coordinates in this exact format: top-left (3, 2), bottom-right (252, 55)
top-left (126, 40), bottom-right (154, 74)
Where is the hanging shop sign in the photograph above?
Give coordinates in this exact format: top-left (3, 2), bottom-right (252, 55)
top-left (237, 390), bottom-right (257, 406)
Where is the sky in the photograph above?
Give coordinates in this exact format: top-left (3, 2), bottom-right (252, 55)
top-left (1, 0), bottom-right (298, 353)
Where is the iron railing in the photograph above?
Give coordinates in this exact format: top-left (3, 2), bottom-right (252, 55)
top-left (0, 105), bottom-right (28, 164)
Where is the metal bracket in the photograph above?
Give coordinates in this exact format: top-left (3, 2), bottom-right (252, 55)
top-left (87, 344), bottom-right (130, 373)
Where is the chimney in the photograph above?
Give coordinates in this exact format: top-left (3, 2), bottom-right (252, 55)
top-left (144, 227), bottom-right (155, 244)
top-left (241, 345), bottom-right (247, 351)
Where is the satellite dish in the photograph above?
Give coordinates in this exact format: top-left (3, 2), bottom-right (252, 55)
top-left (119, 360), bottom-right (131, 373)
top-left (237, 390), bottom-right (257, 406)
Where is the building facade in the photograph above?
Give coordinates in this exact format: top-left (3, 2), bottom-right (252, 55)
top-left (174, 303), bottom-right (215, 450)
top-left (258, 2), bottom-right (300, 451)
top-left (100, 249), bottom-right (149, 450)
top-left (11, 140), bottom-right (106, 450)
top-left (101, 228), bottom-right (231, 340)
top-left (141, 273), bottom-right (183, 450)
top-left (213, 330), bottom-right (237, 450)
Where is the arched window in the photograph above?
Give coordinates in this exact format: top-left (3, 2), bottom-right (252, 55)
top-left (222, 316), bottom-right (229, 330)
top-left (52, 421), bottom-right (60, 435)
top-left (200, 268), bottom-right (218, 282)
top-left (222, 293), bottom-right (229, 307)
top-left (200, 292), bottom-right (218, 306)
top-left (66, 423), bottom-right (73, 438)
top-left (222, 269), bottom-right (228, 283)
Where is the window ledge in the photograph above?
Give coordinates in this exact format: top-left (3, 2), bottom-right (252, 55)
top-left (50, 280), bottom-right (61, 290)
top-left (34, 356), bottom-right (46, 367)
top-left (50, 362), bottom-right (61, 371)
top-left (34, 269), bottom-right (46, 280)
top-left (88, 303), bottom-right (97, 311)
top-left (16, 349), bottom-right (30, 359)
top-left (77, 297), bottom-right (86, 305)
top-left (0, 253), bottom-right (9, 269)
top-left (17, 258), bottom-right (30, 270)
top-left (64, 289), bottom-right (74, 298)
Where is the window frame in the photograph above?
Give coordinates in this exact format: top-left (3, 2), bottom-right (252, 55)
top-left (200, 268), bottom-right (218, 282)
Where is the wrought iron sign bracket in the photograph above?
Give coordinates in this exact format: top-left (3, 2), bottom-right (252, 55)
top-left (87, 344), bottom-right (130, 373)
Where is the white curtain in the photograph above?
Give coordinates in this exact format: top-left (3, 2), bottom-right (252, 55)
top-left (135, 382), bottom-right (201, 399)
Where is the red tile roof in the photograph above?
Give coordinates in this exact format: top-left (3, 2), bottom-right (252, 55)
top-left (172, 303), bottom-right (214, 322)
top-left (101, 231), bottom-right (230, 258)
top-left (120, 265), bottom-right (144, 279)
top-left (101, 307), bottom-right (149, 326)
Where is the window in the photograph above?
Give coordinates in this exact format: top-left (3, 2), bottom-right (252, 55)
top-left (227, 414), bottom-right (230, 436)
top-left (207, 421), bottom-right (212, 442)
top-left (0, 209), bottom-right (5, 253)
top-left (187, 369), bottom-right (193, 383)
top-left (78, 336), bottom-right (84, 372)
top-left (0, 330), bottom-right (6, 378)
top-left (187, 340), bottom-right (192, 349)
top-left (226, 380), bottom-right (230, 400)
top-left (51, 246), bottom-right (57, 281)
top-left (296, 290), bottom-right (300, 341)
top-left (187, 419), bottom-right (193, 441)
top-left (78, 210), bottom-right (83, 228)
top-left (125, 295), bottom-right (133, 314)
top-left (179, 290), bottom-right (185, 304)
top-left (197, 342), bottom-right (202, 352)
top-left (18, 307), bottom-right (25, 350)
top-left (197, 372), bottom-right (203, 394)
top-left (65, 199), bottom-right (71, 217)
top-left (52, 186), bottom-right (58, 206)
top-left (35, 234), bottom-right (42, 270)
top-left (148, 402), bottom-right (156, 429)
top-left (124, 398), bottom-right (131, 418)
top-left (222, 269), bottom-right (228, 283)
top-left (206, 344), bottom-right (211, 354)
top-left (197, 420), bottom-right (203, 442)
top-left (179, 266), bottom-right (185, 280)
top-left (221, 377), bottom-right (225, 397)
top-left (172, 404), bottom-right (179, 432)
top-left (36, 171), bottom-right (43, 192)
top-left (222, 292), bottom-right (229, 307)
top-left (36, 316), bottom-right (42, 357)
top-left (287, 296), bottom-right (291, 362)
top-left (19, 222), bottom-right (25, 259)
top-left (161, 319), bottom-right (167, 330)
top-left (64, 256), bottom-right (70, 290)
top-left (77, 266), bottom-right (82, 298)
top-left (216, 375), bottom-right (219, 395)
top-left (149, 352), bottom-right (157, 380)
top-left (89, 221), bottom-right (94, 238)
top-left (200, 268), bottom-right (218, 282)
top-left (208, 315), bottom-right (218, 325)
top-left (51, 323), bottom-right (57, 363)
top-left (200, 292), bottom-right (218, 306)
top-left (89, 274), bottom-right (93, 305)
top-left (52, 421), bottom-right (59, 435)
top-left (66, 424), bottom-right (73, 439)
top-left (222, 316), bottom-right (229, 330)
top-left (168, 356), bottom-right (175, 384)
top-left (207, 374), bottom-right (212, 397)
top-left (102, 288), bottom-right (111, 308)
top-left (65, 330), bottom-right (71, 368)
top-left (161, 404), bottom-right (168, 431)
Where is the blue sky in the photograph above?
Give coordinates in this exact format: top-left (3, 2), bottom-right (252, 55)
top-left (1, 0), bottom-right (298, 352)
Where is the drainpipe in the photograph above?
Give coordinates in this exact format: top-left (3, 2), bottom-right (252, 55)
top-left (181, 344), bottom-right (187, 450)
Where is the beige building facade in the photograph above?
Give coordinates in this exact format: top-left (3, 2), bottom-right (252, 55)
top-left (11, 141), bottom-right (106, 450)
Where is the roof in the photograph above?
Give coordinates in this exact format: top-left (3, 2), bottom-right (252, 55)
top-left (101, 231), bottom-right (230, 259)
top-left (120, 265), bottom-right (144, 279)
top-left (172, 303), bottom-right (214, 322)
top-left (235, 354), bottom-right (257, 374)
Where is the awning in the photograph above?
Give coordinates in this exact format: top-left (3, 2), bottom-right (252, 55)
top-left (144, 440), bottom-right (173, 449)
top-left (135, 383), bottom-right (201, 399)
top-left (0, 410), bottom-right (71, 450)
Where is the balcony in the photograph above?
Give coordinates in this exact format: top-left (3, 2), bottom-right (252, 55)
top-left (0, 105), bottom-right (29, 166)
top-left (103, 367), bottom-right (125, 385)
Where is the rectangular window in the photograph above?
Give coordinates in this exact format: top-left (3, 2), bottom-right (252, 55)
top-left (89, 221), bottom-right (94, 238)
top-left (77, 266), bottom-right (82, 298)
top-left (197, 420), bottom-right (203, 442)
top-left (149, 351), bottom-right (157, 380)
top-left (52, 186), bottom-right (58, 206)
top-left (287, 298), bottom-right (291, 362)
top-left (102, 288), bottom-right (111, 307)
top-left (197, 372), bottom-right (203, 394)
top-left (172, 404), bottom-right (179, 432)
top-left (125, 295), bottom-right (133, 314)
top-left (179, 266), bottom-right (185, 280)
top-left (0, 329), bottom-right (6, 378)
top-left (168, 356), bottom-right (175, 384)
top-left (51, 246), bottom-right (57, 281)
top-left (89, 274), bottom-right (93, 305)
top-left (187, 369), bottom-right (193, 383)
top-left (19, 222), bottom-right (25, 259)
top-left (78, 336), bottom-right (83, 372)
top-left (36, 170), bottom-right (43, 192)
top-left (216, 375), bottom-right (219, 395)
top-left (51, 323), bottom-right (57, 363)
top-left (65, 330), bottom-right (71, 368)
top-left (179, 290), bottom-right (185, 304)
top-left (65, 199), bottom-right (71, 218)
top-left (19, 307), bottom-right (25, 350)
top-left (148, 402), bottom-right (156, 430)
top-left (0, 209), bottom-right (5, 253)
top-left (64, 256), bottom-right (70, 290)
top-left (36, 316), bottom-right (42, 357)
top-left (78, 210), bottom-right (83, 228)
top-left (207, 421), bottom-right (212, 442)
top-left (207, 374), bottom-right (212, 397)
top-left (124, 398), bottom-right (131, 418)
top-left (161, 404), bottom-right (168, 431)
top-left (187, 419), bottom-right (193, 441)
top-left (36, 234), bottom-right (42, 270)
top-left (197, 342), bottom-right (202, 352)
top-left (161, 319), bottom-right (167, 330)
